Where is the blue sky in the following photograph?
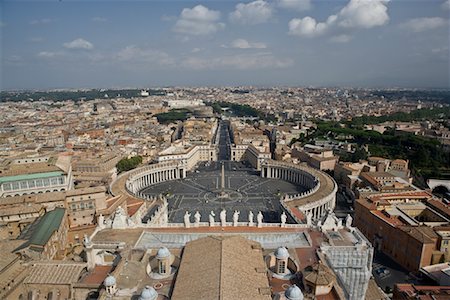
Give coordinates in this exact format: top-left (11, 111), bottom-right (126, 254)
top-left (1, 0), bottom-right (449, 90)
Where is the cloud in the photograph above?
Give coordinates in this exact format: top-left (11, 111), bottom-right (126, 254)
top-left (115, 45), bottom-right (174, 66)
top-left (229, 0), bottom-right (273, 25)
top-left (182, 52), bottom-right (292, 70)
top-left (63, 38), bottom-right (94, 50)
top-left (230, 38), bottom-right (267, 49)
top-left (289, 0), bottom-right (390, 38)
top-left (442, 0), bottom-right (450, 10)
top-left (92, 17), bottom-right (107, 22)
top-left (30, 18), bottom-right (52, 25)
top-left (401, 17), bottom-right (447, 32)
top-left (173, 5), bottom-right (224, 35)
top-left (37, 51), bottom-right (62, 58)
top-left (337, 0), bottom-right (390, 29)
top-left (330, 34), bottom-right (352, 43)
top-left (289, 16), bottom-right (331, 37)
top-left (276, 0), bottom-right (311, 11)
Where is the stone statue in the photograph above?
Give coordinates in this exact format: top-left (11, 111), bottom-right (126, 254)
top-left (209, 211), bottom-right (215, 227)
top-left (83, 234), bottom-right (91, 247)
top-left (306, 211), bottom-right (313, 227)
top-left (345, 214), bottom-right (353, 228)
top-left (220, 209), bottom-right (226, 227)
top-left (257, 211), bottom-right (263, 228)
top-left (98, 214), bottom-right (105, 228)
top-left (184, 211), bottom-right (191, 228)
top-left (280, 212), bottom-right (287, 227)
top-left (233, 210), bottom-right (240, 227)
top-left (194, 211), bottom-right (201, 227)
top-left (248, 211), bottom-right (254, 226)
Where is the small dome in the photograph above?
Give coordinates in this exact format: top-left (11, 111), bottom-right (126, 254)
top-left (274, 246), bottom-right (289, 259)
top-left (285, 284), bottom-right (304, 300)
top-left (156, 247), bottom-right (171, 259)
top-left (104, 275), bottom-right (116, 287)
top-left (139, 285), bottom-right (158, 300)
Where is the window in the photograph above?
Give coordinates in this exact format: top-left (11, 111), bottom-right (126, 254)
top-left (20, 181), bottom-right (28, 189)
top-left (28, 181), bottom-right (35, 188)
top-left (278, 260), bottom-right (286, 274)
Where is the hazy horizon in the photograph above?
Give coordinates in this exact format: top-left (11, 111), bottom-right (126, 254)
top-left (2, 0), bottom-right (449, 90)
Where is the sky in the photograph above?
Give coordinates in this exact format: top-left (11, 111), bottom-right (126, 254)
top-left (1, 0), bottom-right (449, 90)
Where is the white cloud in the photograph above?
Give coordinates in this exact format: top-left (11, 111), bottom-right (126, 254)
top-left (289, 0), bottom-right (389, 38)
top-left (330, 34), bottom-right (352, 43)
top-left (401, 17), bottom-right (447, 33)
top-left (63, 38), bottom-right (94, 50)
top-left (337, 0), bottom-right (390, 29)
top-left (229, 1), bottom-right (273, 25)
top-left (92, 17), bottom-right (107, 22)
top-left (230, 38), bottom-right (267, 49)
top-left (182, 52), bottom-right (292, 70)
top-left (288, 15), bottom-right (335, 37)
top-left (115, 45), bottom-right (174, 66)
top-left (173, 5), bottom-right (224, 35)
top-left (277, 0), bottom-right (311, 11)
top-left (442, 0), bottom-right (450, 10)
top-left (37, 51), bottom-right (62, 58)
top-left (30, 18), bottom-right (52, 25)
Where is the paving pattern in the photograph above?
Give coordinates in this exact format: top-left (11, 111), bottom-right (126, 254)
top-left (141, 161), bottom-right (307, 223)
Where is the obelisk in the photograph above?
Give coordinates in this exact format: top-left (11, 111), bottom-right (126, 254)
top-left (221, 162), bottom-right (225, 191)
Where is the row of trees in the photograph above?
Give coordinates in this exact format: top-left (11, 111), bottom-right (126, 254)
top-left (154, 109), bottom-right (190, 124)
top-left (205, 101), bottom-right (276, 122)
top-left (349, 107), bottom-right (450, 126)
top-left (116, 156), bottom-right (143, 173)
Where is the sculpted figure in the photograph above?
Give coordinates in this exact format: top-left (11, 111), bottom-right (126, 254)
top-left (306, 211), bottom-right (313, 227)
top-left (233, 210), bottom-right (240, 226)
top-left (345, 214), bottom-right (353, 228)
top-left (248, 211), bottom-right (254, 226)
top-left (280, 212), bottom-right (287, 227)
top-left (184, 211), bottom-right (191, 228)
top-left (194, 211), bottom-right (201, 226)
top-left (220, 209), bottom-right (227, 226)
top-left (209, 211), bottom-right (216, 227)
top-left (257, 211), bottom-right (263, 228)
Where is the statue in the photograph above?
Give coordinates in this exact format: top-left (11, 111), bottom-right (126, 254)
top-left (306, 211), bottom-right (313, 227)
top-left (194, 211), bottom-right (201, 227)
top-left (257, 211), bottom-right (263, 228)
top-left (83, 234), bottom-right (91, 247)
top-left (220, 209), bottom-right (227, 227)
top-left (184, 211), bottom-right (191, 228)
top-left (345, 214), bottom-right (353, 228)
top-left (98, 214), bottom-right (105, 228)
top-left (209, 211), bottom-right (216, 227)
top-left (248, 211), bottom-right (254, 226)
top-left (280, 212), bottom-right (287, 227)
top-left (233, 210), bottom-right (240, 227)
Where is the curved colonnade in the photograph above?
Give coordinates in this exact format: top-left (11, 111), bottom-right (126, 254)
top-left (261, 160), bottom-right (337, 221)
top-left (111, 159), bottom-right (337, 224)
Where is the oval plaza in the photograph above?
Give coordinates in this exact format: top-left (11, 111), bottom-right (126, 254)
top-left (112, 120), bottom-right (337, 226)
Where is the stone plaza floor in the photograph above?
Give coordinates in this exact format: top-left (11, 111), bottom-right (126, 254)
top-left (140, 161), bottom-right (307, 223)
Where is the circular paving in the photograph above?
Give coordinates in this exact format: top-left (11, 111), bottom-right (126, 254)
top-left (140, 161), bottom-right (307, 223)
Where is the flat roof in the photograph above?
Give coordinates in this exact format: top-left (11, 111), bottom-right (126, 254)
top-left (0, 171), bottom-right (64, 184)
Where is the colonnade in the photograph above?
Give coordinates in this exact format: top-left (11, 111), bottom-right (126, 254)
top-left (262, 160), bottom-right (337, 222)
top-left (263, 165), bottom-right (317, 189)
top-left (126, 162), bottom-right (186, 195)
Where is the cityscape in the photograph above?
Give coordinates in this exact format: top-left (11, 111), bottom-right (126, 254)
top-left (1, 1), bottom-right (450, 300)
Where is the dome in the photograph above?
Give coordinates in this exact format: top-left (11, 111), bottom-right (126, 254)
top-left (139, 285), bottom-right (158, 300)
top-left (104, 275), bottom-right (116, 287)
top-left (274, 246), bottom-right (289, 259)
top-left (156, 247), bottom-right (171, 259)
top-left (285, 284), bottom-right (303, 300)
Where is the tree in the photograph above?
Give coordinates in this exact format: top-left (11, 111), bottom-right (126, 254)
top-left (116, 156), bottom-right (143, 173)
